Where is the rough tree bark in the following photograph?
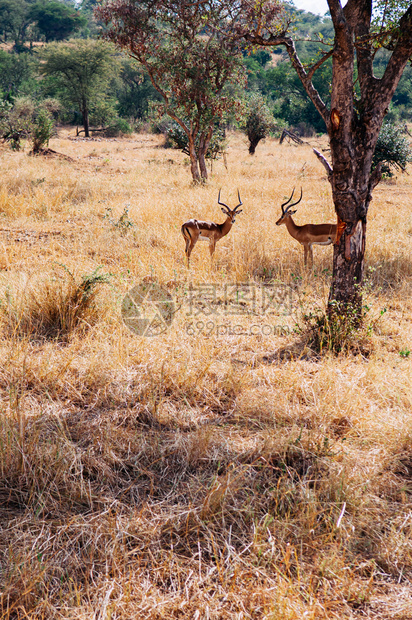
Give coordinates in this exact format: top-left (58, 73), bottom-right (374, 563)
top-left (242, 0), bottom-right (412, 318)
top-left (187, 134), bottom-right (202, 183)
top-left (248, 136), bottom-right (261, 155)
top-left (81, 99), bottom-right (90, 138)
top-left (198, 127), bottom-right (214, 181)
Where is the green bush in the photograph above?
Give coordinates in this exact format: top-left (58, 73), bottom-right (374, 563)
top-left (0, 97), bottom-right (57, 152)
top-left (244, 93), bottom-right (274, 154)
top-left (31, 107), bottom-right (54, 153)
top-left (103, 118), bottom-right (133, 137)
top-left (165, 121), bottom-right (226, 160)
top-left (373, 122), bottom-right (412, 176)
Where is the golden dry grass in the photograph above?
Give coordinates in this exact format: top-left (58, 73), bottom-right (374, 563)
top-left (0, 128), bottom-right (412, 619)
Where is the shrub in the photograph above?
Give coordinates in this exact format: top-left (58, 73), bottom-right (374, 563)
top-left (373, 122), bottom-right (412, 177)
top-left (0, 97), bottom-right (58, 152)
top-left (102, 118), bottom-right (133, 137)
top-left (0, 98), bottom-right (33, 150)
top-left (165, 121), bottom-right (226, 161)
top-left (3, 266), bottom-right (111, 342)
top-left (31, 107), bottom-right (54, 153)
top-left (244, 93), bottom-right (274, 154)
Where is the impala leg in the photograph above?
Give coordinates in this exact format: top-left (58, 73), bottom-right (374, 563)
top-left (182, 226), bottom-right (196, 268)
top-left (308, 244), bottom-right (313, 269)
top-left (303, 244), bottom-right (313, 268)
top-left (209, 240), bottom-right (216, 263)
top-left (303, 244), bottom-right (308, 266)
top-left (186, 239), bottom-right (197, 268)
top-left (185, 238), bottom-right (192, 267)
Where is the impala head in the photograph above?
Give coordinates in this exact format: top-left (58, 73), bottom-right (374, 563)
top-left (276, 187), bottom-right (303, 225)
top-left (218, 189), bottom-right (243, 223)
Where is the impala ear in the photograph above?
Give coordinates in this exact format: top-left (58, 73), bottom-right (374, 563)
top-left (290, 209), bottom-right (297, 215)
top-left (236, 209), bottom-right (243, 215)
top-left (221, 207), bottom-right (227, 214)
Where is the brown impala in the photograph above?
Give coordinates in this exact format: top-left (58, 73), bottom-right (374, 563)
top-left (181, 190), bottom-right (243, 267)
top-left (276, 188), bottom-right (337, 268)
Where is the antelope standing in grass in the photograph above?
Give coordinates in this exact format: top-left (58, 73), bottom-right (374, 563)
top-left (181, 190), bottom-right (243, 267)
top-left (276, 188), bottom-right (337, 268)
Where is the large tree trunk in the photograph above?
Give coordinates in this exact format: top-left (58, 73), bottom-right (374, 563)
top-left (198, 128), bottom-right (213, 181)
top-left (315, 137), bottom-right (379, 321)
top-left (248, 136), bottom-right (261, 155)
top-left (82, 101), bottom-right (90, 138)
top-left (198, 150), bottom-right (208, 181)
top-left (329, 219), bottom-right (365, 315)
top-left (187, 135), bottom-right (202, 183)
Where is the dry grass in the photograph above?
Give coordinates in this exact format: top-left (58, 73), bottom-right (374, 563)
top-left (0, 128), bottom-right (412, 619)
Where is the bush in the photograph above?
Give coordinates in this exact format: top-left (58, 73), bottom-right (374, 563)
top-left (102, 118), bottom-right (133, 137)
top-left (89, 100), bottom-right (133, 136)
top-left (3, 266), bottom-right (110, 342)
top-left (0, 98), bottom-right (33, 150)
top-left (0, 97), bottom-right (58, 152)
top-left (31, 107), bottom-right (54, 153)
top-left (373, 122), bottom-right (412, 177)
top-left (165, 121), bottom-right (226, 160)
top-left (244, 93), bottom-right (274, 154)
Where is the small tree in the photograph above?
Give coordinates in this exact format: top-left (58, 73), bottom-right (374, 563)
top-left (29, 0), bottom-right (86, 42)
top-left (96, 0), bottom-right (250, 182)
top-left (372, 122), bottom-right (412, 177)
top-left (0, 97), bottom-right (57, 152)
top-left (40, 39), bottom-right (119, 138)
top-left (0, 0), bottom-right (34, 49)
top-left (245, 92), bottom-right (274, 154)
top-left (31, 106), bottom-right (54, 153)
top-left (0, 97), bottom-right (32, 149)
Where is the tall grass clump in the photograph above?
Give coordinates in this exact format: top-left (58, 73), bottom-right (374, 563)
top-left (2, 266), bottom-right (110, 341)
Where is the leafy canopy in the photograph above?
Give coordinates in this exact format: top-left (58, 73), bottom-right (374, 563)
top-left (40, 39), bottom-right (119, 112)
top-left (29, 0), bottom-right (86, 42)
top-left (96, 0), bottom-right (270, 135)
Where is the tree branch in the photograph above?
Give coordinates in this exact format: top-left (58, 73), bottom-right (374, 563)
top-left (306, 49), bottom-right (334, 81)
top-left (242, 32), bottom-right (330, 128)
top-left (352, 0), bottom-right (375, 96)
top-left (378, 5), bottom-right (412, 109)
top-left (313, 148), bottom-right (333, 182)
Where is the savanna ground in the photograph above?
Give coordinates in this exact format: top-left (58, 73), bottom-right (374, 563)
top-left (0, 129), bottom-right (412, 619)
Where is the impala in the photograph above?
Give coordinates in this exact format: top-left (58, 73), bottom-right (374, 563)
top-left (276, 188), bottom-right (337, 268)
top-left (181, 190), bottom-right (243, 267)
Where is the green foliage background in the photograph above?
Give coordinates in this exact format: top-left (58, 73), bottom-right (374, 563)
top-left (0, 1), bottom-right (411, 151)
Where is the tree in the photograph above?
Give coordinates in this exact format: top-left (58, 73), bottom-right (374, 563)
top-left (115, 58), bottom-right (161, 122)
top-left (0, 96), bottom-right (57, 151)
top-left (29, 0), bottom-right (86, 42)
top-left (0, 49), bottom-right (35, 100)
top-left (40, 39), bottom-right (118, 137)
top-left (0, 0), bottom-right (35, 49)
top-left (96, 0), bottom-right (250, 183)
top-left (373, 122), bottom-right (412, 177)
top-left (244, 92), bottom-right (274, 154)
top-left (235, 0), bottom-right (412, 321)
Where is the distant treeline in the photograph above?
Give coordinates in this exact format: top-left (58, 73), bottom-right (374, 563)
top-left (0, 0), bottom-right (411, 137)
